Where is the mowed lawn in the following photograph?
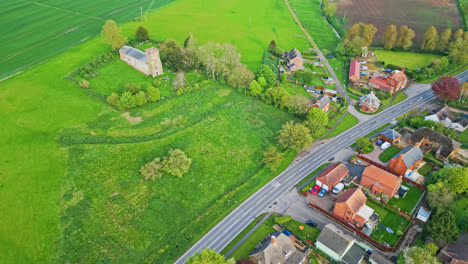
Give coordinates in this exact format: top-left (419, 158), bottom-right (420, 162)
top-left (388, 182), bottom-right (425, 214)
top-left (324, 113), bottom-right (359, 139)
top-left (375, 50), bottom-right (442, 70)
top-left (0, 0), bottom-right (312, 262)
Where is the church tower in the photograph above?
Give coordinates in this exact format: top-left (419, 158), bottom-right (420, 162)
top-left (145, 47), bottom-right (163, 77)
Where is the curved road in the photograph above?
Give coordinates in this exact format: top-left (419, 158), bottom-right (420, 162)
top-left (174, 86), bottom-right (437, 263)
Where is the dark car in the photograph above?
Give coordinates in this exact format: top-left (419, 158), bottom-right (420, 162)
top-left (305, 220), bottom-right (317, 227)
top-left (318, 188), bottom-right (327, 197)
top-left (310, 185), bottom-right (320, 195)
top-left (376, 139), bottom-right (383, 146)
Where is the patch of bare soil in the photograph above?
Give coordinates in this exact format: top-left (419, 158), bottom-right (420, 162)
top-left (121, 112), bottom-right (142, 124)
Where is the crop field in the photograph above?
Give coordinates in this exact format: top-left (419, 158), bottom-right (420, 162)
top-left (0, 0), bottom-right (177, 80)
top-left (0, 0), bottom-right (312, 262)
top-left (333, 0), bottom-right (463, 45)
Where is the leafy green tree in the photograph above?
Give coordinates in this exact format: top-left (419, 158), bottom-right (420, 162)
top-left (256, 64), bottom-right (276, 87)
top-left (421, 26), bottom-right (439, 51)
top-left (135, 26), bottom-right (149, 41)
top-left (120, 91), bottom-right (136, 109)
top-left (226, 64), bottom-right (254, 89)
top-left (342, 23), bottom-right (377, 56)
top-left (437, 28), bottom-right (451, 51)
top-left (427, 182), bottom-right (455, 210)
top-left (396, 25), bottom-right (415, 50)
top-left (146, 86), bottom-right (160, 102)
top-left (162, 149), bottom-right (192, 178)
top-left (186, 248), bottom-right (233, 264)
top-left (449, 37), bottom-right (468, 65)
top-left (140, 158), bottom-right (162, 180)
top-left (249, 80), bottom-right (262, 97)
top-left (257, 77), bottom-right (267, 88)
top-left (440, 166), bottom-right (468, 194)
top-left (135, 91), bottom-right (147, 106)
top-left (453, 29), bottom-right (464, 40)
top-left (292, 70), bottom-right (303, 84)
top-left (262, 146), bottom-right (284, 171)
top-left (268, 40), bottom-right (277, 52)
top-left (426, 210), bottom-right (458, 243)
top-left (124, 82), bottom-right (141, 95)
top-left (306, 107), bottom-right (328, 136)
top-left (264, 87), bottom-right (290, 109)
top-left (301, 70), bottom-right (315, 85)
top-left (422, 67), bottom-right (435, 79)
top-left (382, 24), bottom-right (398, 49)
top-left (431, 57), bottom-right (449, 74)
top-left (281, 72), bottom-right (287, 83)
top-left (159, 39), bottom-right (184, 71)
top-left (355, 137), bottom-right (373, 153)
top-left (324, 3), bottom-right (336, 17)
top-left (286, 94), bottom-right (311, 116)
top-left (277, 121), bottom-right (313, 151)
top-left (101, 20), bottom-right (128, 51)
top-left (106, 93), bottom-right (123, 110)
top-left (399, 244), bottom-right (441, 264)
top-left (184, 33), bottom-right (195, 48)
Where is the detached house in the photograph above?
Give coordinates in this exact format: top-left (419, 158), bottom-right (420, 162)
top-left (360, 165), bottom-right (402, 198)
top-left (316, 224), bottom-right (366, 264)
top-left (409, 127), bottom-right (461, 161)
top-left (369, 69), bottom-right (408, 93)
top-left (349, 59), bottom-right (360, 85)
top-left (388, 146), bottom-right (424, 176)
top-left (425, 106), bottom-right (468, 132)
top-left (249, 232), bottom-right (307, 264)
top-left (315, 163), bottom-right (349, 191)
top-left (310, 95), bottom-right (330, 112)
top-left (380, 129), bottom-right (402, 143)
top-left (333, 188), bottom-right (374, 228)
top-left (285, 48), bottom-right (304, 72)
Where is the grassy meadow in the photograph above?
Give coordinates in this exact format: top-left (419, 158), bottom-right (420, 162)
top-left (0, 0), bottom-right (176, 80)
top-left (374, 50), bottom-right (442, 70)
top-left (0, 0), bottom-right (316, 262)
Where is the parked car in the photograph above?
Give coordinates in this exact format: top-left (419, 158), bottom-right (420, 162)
top-left (359, 61), bottom-right (367, 65)
top-left (305, 220), bottom-right (317, 227)
top-left (360, 66), bottom-right (368, 70)
top-left (381, 142), bottom-right (391, 150)
top-left (376, 139), bottom-right (384, 146)
top-left (332, 183), bottom-right (345, 194)
top-left (383, 68), bottom-right (392, 73)
top-left (318, 188), bottom-right (327, 197)
top-left (360, 72), bottom-right (366, 76)
top-left (310, 185), bottom-right (320, 195)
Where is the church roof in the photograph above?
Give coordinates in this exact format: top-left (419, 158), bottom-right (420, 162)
top-left (359, 91), bottom-right (380, 106)
top-left (119, 45), bottom-right (146, 63)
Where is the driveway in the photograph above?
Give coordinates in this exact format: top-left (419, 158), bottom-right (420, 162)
top-left (361, 143), bottom-right (388, 166)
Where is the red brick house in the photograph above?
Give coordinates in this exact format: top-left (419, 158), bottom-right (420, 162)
top-left (409, 127), bottom-right (462, 161)
top-left (285, 48), bottom-right (304, 72)
top-left (315, 163), bottom-right (349, 191)
top-left (311, 95), bottom-right (330, 112)
top-left (359, 91), bottom-right (380, 113)
top-left (333, 188), bottom-right (374, 227)
top-left (368, 69), bottom-right (408, 93)
top-left (360, 165), bottom-right (402, 198)
top-left (379, 129), bottom-right (402, 143)
top-left (388, 146), bottom-right (424, 176)
top-left (349, 59), bottom-right (360, 85)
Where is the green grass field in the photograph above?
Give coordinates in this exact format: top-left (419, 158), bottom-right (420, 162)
top-left (378, 146), bottom-right (401, 162)
top-left (388, 182), bottom-right (424, 214)
top-left (0, 0), bottom-right (317, 262)
top-left (366, 199), bottom-right (410, 246)
top-left (324, 113), bottom-right (359, 139)
top-left (0, 0), bottom-right (176, 80)
top-left (374, 50), bottom-right (442, 70)
top-left (418, 162), bottom-right (434, 176)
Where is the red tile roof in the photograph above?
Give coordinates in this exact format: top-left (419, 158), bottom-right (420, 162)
top-left (369, 76), bottom-right (392, 91)
top-left (349, 59), bottom-right (360, 81)
top-left (335, 188), bottom-right (367, 213)
top-left (316, 163), bottom-right (349, 188)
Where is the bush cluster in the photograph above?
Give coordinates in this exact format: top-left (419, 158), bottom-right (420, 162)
top-left (78, 53), bottom-right (114, 79)
top-left (106, 82), bottom-right (161, 110)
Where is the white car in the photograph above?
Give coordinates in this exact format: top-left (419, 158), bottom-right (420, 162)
top-left (381, 142), bottom-right (391, 150)
top-left (332, 183), bottom-right (345, 194)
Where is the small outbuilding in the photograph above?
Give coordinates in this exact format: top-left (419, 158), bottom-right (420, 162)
top-left (359, 92), bottom-right (380, 113)
top-left (416, 206), bottom-right (431, 222)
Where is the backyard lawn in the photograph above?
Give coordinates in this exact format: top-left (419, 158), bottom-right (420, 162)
top-left (418, 162), bottom-right (434, 176)
top-left (324, 113), bottom-right (359, 139)
top-left (378, 146), bottom-right (401, 162)
top-left (284, 219), bottom-right (322, 243)
top-left (366, 199), bottom-right (410, 246)
top-left (375, 50), bottom-right (442, 70)
top-left (388, 182), bottom-right (425, 214)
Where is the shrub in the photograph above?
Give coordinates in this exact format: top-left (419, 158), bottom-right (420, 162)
top-left (275, 215), bottom-right (292, 225)
top-left (193, 83), bottom-right (200, 89)
top-left (281, 72), bottom-right (287, 83)
top-left (161, 149), bottom-right (192, 178)
top-left (146, 86), bottom-right (160, 102)
top-left (120, 91), bottom-right (136, 109)
top-left (153, 79), bottom-right (161, 87)
top-left (135, 91), bottom-right (147, 106)
top-left (124, 83), bottom-right (141, 95)
top-left (199, 79), bottom-right (212, 87)
top-left (106, 93), bottom-right (123, 110)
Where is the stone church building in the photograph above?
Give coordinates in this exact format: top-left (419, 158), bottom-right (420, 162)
top-left (119, 45), bottom-right (163, 77)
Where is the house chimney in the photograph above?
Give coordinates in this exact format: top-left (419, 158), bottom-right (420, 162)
top-left (271, 236), bottom-right (276, 244)
top-left (401, 67), bottom-right (405, 73)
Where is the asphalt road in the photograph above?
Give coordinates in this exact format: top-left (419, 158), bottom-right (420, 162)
top-left (455, 69), bottom-right (468, 83)
top-left (174, 87), bottom-right (436, 263)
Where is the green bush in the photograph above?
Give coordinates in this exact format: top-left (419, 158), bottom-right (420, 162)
top-left (275, 215), bottom-right (292, 225)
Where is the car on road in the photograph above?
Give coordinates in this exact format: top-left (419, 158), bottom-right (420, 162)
top-left (332, 183), bottom-right (344, 194)
top-left (381, 142), bottom-right (391, 150)
top-left (310, 185), bottom-right (320, 195)
top-left (305, 220), bottom-right (317, 227)
top-left (318, 188), bottom-right (327, 197)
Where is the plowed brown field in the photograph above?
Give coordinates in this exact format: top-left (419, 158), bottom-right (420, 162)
top-left (334, 0), bottom-right (463, 45)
